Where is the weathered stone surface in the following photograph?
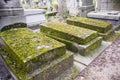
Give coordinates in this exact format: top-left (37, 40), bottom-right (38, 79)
top-left (81, 0), bottom-right (93, 6)
top-left (46, 35), bottom-right (102, 56)
top-left (0, 23), bottom-right (27, 32)
top-left (67, 17), bottom-right (117, 41)
top-left (0, 55), bottom-right (13, 80)
top-left (95, 0), bottom-right (120, 11)
top-left (0, 28), bottom-right (65, 73)
top-left (66, 0), bottom-right (79, 16)
top-left (41, 22), bottom-right (102, 55)
top-left (79, 5), bottom-right (95, 17)
top-left (0, 0), bottom-right (24, 17)
top-left (58, 0), bottom-right (68, 17)
top-left (0, 0), bottom-right (23, 8)
top-left (87, 11), bottom-right (120, 20)
top-left (41, 22), bottom-right (98, 45)
top-left (29, 53), bottom-right (73, 80)
top-left (67, 17), bottom-right (112, 33)
top-left (99, 28), bottom-right (115, 40)
top-left (3, 52), bottom-right (73, 80)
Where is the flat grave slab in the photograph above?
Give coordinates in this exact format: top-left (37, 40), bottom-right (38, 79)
top-left (0, 28), bottom-right (73, 80)
top-left (41, 22), bottom-right (98, 45)
top-left (67, 17), bottom-right (116, 40)
top-left (67, 17), bottom-right (112, 33)
top-left (41, 22), bottom-right (102, 56)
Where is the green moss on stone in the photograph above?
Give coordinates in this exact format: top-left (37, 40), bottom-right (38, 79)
top-left (85, 37), bottom-right (102, 56)
top-left (42, 32), bottom-right (102, 56)
top-left (98, 28), bottom-right (115, 40)
top-left (67, 17), bottom-right (112, 33)
top-left (43, 34), bottom-right (78, 53)
top-left (106, 32), bottom-right (120, 42)
top-left (41, 22), bottom-right (98, 45)
top-left (2, 51), bottom-right (73, 80)
top-left (1, 23), bottom-right (27, 32)
top-left (1, 28), bottom-right (66, 73)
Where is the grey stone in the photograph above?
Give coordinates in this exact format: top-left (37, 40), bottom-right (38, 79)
top-left (0, 0), bottom-right (22, 8)
top-left (79, 5), bottom-right (94, 17)
top-left (74, 41), bottom-right (111, 65)
top-left (0, 0), bottom-right (24, 17)
top-left (24, 9), bottom-right (47, 27)
top-left (87, 11), bottom-right (120, 20)
top-left (0, 15), bottom-right (26, 30)
top-left (0, 9), bottom-right (47, 30)
top-left (66, 0), bottom-right (79, 16)
top-left (95, 0), bottom-right (120, 11)
top-left (0, 56), bottom-right (13, 80)
top-left (79, 0), bottom-right (94, 17)
top-left (58, 0), bottom-right (68, 17)
top-left (81, 0), bottom-right (93, 6)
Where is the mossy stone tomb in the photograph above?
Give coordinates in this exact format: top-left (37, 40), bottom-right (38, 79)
top-left (67, 17), bottom-right (115, 40)
top-left (0, 28), bottom-right (73, 80)
top-left (41, 22), bottom-right (102, 56)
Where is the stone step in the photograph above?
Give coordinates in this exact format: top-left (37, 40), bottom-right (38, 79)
top-left (0, 28), bottom-right (66, 73)
top-left (67, 17), bottom-right (112, 33)
top-left (2, 52), bottom-right (73, 80)
top-left (43, 34), bottom-right (102, 56)
top-left (40, 22), bottom-right (98, 45)
top-left (99, 28), bottom-right (115, 40)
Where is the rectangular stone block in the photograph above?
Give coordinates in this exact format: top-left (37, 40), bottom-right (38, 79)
top-left (45, 35), bottom-right (102, 56)
top-left (0, 28), bottom-right (66, 73)
top-left (41, 22), bottom-right (98, 45)
top-left (99, 28), bottom-right (115, 40)
top-left (67, 17), bottom-right (112, 33)
top-left (2, 52), bottom-right (73, 80)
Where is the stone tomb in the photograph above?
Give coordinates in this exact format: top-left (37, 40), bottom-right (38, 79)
top-left (0, 28), bottom-right (73, 80)
top-left (87, 0), bottom-right (120, 28)
top-left (67, 17), bottom-right (116, 40)
top-left (41, 22), bottom-right (102, 56)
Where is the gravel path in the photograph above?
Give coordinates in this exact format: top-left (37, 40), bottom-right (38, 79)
top-left (75, 37), bottom-right (120, 80)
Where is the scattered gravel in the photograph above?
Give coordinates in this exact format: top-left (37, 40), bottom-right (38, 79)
top-left (75, 37), bottom-right (120, 80)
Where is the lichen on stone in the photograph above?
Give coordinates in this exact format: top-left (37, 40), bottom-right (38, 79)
top-left (67, 17), bottom-right (112, 33)
top-left (0, 28), bottom-right (66, 73)
top-left (41, 22), bottom-right (98, 45)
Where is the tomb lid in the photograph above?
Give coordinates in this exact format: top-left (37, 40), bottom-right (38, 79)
top-left (43, 22), bottom-right (97, 39)
top-left (41, 22), bottom-right (98, 44)
top-left (67, 17), bottom-right (112, 33)
top-left (0, 28), bottom-right (65, 63)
